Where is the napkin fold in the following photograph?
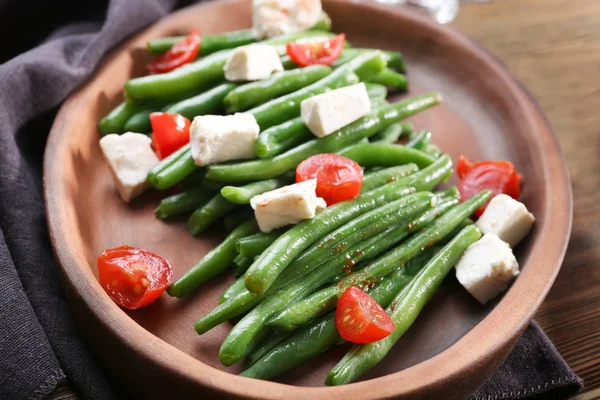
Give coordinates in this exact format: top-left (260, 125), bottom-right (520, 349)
top-left (0, 0), bottom-right (582, 399)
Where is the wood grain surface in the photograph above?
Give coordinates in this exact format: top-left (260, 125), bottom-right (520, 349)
top-left (47, 0), bottom-right (599, 398)
top-left (453, 1), bottom-right (600, 397)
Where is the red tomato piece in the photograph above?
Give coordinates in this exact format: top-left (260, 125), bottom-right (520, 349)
top-left (286, 33), bottom-right (345, 67)
top-left (457, 156), bottom-right (522, 217)
top-left (296, 153), bottom-right (363, 205)
top-left (456, 155), bottom-right (475, 179)
top-left (150, 112), bottom-right (191, 159)
top-left (147, 30), bottom-right (200, 73)
top-left (336, 287), bottom-right (395, 344)
top-left (97, 246), bottom-right (173, 310)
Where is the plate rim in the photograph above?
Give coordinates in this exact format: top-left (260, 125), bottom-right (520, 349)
top-left (43, 0), bottom-right (573, 398)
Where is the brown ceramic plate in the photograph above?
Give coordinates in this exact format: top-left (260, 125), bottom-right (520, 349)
top-left (44, 0), bottom-right (572, 398)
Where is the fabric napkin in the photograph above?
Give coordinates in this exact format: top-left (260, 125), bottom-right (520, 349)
top-left (0, 0), bottom-right (582, 399)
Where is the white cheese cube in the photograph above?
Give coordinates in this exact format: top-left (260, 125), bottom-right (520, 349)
top-left (301, 83), bottom-right (371, 138)
top-left (455, 233), bottom-right (520, 304)
top-left (476, 194), bottom-right (535, 247)
top-left (99, 132), bottom-right (159, 203)
top-left (250, 179), bottom-right (327, 232)
top-left (190, 113), bottom-right (260, 167)
top-left (224, 44), bottom-right (284, 81)
top-left (252, 0), bottom-right (322, 39)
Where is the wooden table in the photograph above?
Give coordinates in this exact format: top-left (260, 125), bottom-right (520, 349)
top-left (454, 1), bottom-right (600, 398)
top-left (49, 0), bottom-right (600, 398)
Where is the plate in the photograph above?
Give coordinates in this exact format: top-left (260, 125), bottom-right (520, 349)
top-left (44, 0), bottom-right (572, 398)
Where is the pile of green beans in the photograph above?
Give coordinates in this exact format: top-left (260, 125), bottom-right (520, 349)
top-left (95, 21), bottom-right (495, 385)
top-left (326, 225), bottom-right (482, 385)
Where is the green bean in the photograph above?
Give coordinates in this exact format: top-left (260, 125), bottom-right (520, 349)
top-left (148, 143), bottom-right (189, 182)
top-left (236, 233), bottom-right (281, 258)
top-left (219, 269), bottom-right (333, 365)
top-left (425, 143), bottom-right (443, 158)
top-left (127, 31), bottom-right (336, 103)
top-left (268, 157), bottom-right (454, 294)
top-left (255, 86), bottom-right (388, 158)
top-left (234, 255), bottom-right (253, 277)
top-left (337, 142), bottom-right (435, 169)
top-left (225, 65), bottom-right (332, 113)
top-left (406, 130), bottom-right (432, 151)
top-left (207, 92), bottom-right (442, 183)
top-left (123, 106), bottom-right (154, 133)
top-left (243, 331), bottom-right (291, 369)
top-left (243, 182), bottom-right (428, 296)
top-left (218, 193), bottom-right (448, 365)
top-left (154, 187), bottom-right (212, 219)
top-left (193, 156), bottom-right (454, 333)
top-left (269, 191), bottom-right (491, 330)
top-left (332, 49), bottom-right (406, 72)
top-left (370, 122), bottom-right (413, 144)
top-left (254, 117), bottom-right (311, 158)
top-left (187, 193), bottom-right (238, 236)
top-left (221, 175), bottom-right (292, 204)
top-left (98, 101), bottom-right (145, 134)
top-left (147, 36), bottom-right (184, 55)
top-left (360, 164), bottom-right (419, 193)
top-left (146, 12), bottom-right (333, 55)
top-left (148, 145), bottom-right (197, 190)
top-left (180, 168), bottom-right (207, 188)
top-left (326, 225), bottom-right (482, 385)
top-left (164, 82), bottom-right (237, 118)
top-left (240, 244), bottom-right (437, 380)
top-left (248, 51), bottom-right (386, 129)
top-left (365, 83), bottom-right (388, 101)
top-left (220, 275), bottom-right (247, 304)
top-left (282, 192), bottom-right (434, 282)
top-left (167, 219), bottom-right (259, 297)
top-left (369, 69), bottom-right (408, 90)
top-left (223, 210), bottom-right (254, 232)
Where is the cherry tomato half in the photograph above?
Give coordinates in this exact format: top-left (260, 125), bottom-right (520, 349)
top-left (98, 246), bottom-right (173, 310)
top-left (336, 286), bottom-right (395, 344)
top-left (150, 112), bottom-right (191, 159)
top-left (457, 156), bottom-right (522, 217)
top-left (296, 153), bottom-right (363, 205)
top-left (286, 33), bottom-right (345, 67)
top-left (147, 30), bottom-right (200, 74)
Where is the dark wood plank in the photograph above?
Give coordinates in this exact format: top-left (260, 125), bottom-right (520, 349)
top-left (454, 0), bottom-right (600, 394)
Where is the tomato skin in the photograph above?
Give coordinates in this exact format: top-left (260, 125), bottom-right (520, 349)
top-left (296, 153), bottom-right (363, 205)
top-left (336, 287), bottom-right (395, 344)
top-left (150, 112), bottom-right (191, 159)
top-left (97, 246), bottom-right (173, 310)
top-left (456, 155), bottom-right (475, 179)
top-left (286, 33), bottom-right (345, 67)
top-left (147, 30), bottom-right (200, 73)
top-left (457, 156), bottom-right (522, 217)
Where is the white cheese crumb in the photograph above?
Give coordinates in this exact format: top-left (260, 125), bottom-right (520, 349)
top-left (190, 113), bottom-right (260, 167)
top-left (455, 233), bottom-right (520, 304)
top-left (476, 194), bottom-right (535, 247)
top-left (301, 83), bottom-right (371, 138)
top-left (250, 179), bottom-right (326, 232)
top-left (224, 44), bottom-right (283, 81)
top-left (99, 132), bottom-right (159, 203)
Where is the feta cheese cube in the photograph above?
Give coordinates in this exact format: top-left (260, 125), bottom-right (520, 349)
top-left (301, 83), bottom-right (371, 138)
top-left (476, 194), bottom-right (535, 247)
top-left (250, 179), bottom-right (327, 232)
top-left (190, 113), bottom-right (260, 167)
top-left (224, 44), bottom-right (283, 81)
top-left (455, 233), bottom-right (520, 304)
top-left (99, 132), bottom-right (159, 203)
top-left (252, 0), bottom-right (322, 39)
